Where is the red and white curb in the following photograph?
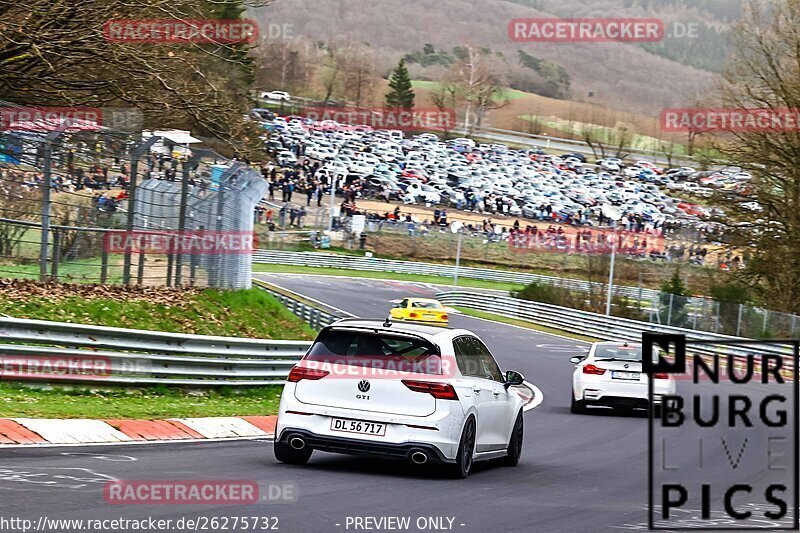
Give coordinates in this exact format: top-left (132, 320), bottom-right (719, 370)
top-left (0, 416), bottom-right (276, 447)
top-left (0, 385), bottom-right (541, 448)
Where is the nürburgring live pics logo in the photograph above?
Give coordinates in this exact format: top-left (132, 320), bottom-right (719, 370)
top-left (644, 333), bottom-right (799, 530)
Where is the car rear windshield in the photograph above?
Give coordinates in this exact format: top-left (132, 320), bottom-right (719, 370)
top-left (411, 301), bottom-right (443, 309)
top-left (594, 344), bottom-right (643, 361)
top-left (305, 329), bottom-right (443, 374)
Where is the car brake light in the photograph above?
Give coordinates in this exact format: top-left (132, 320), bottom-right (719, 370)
top-left (288, 366), bottom-right (329, 382)
top-left (402, 380), bottom-right (459, 400)
top-left (583, 364), bottom-right (606, 375)
top-left (653, 372), bottom-right (669, 379)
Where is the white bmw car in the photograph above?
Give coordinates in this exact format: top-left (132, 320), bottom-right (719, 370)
top-left (570, 342), bottom-right (676, 414)
top-left (275, 319), bottom-right (527, 478)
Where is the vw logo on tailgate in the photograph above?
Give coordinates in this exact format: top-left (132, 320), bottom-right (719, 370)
top-left (357, 380), bottom-right (371, 393)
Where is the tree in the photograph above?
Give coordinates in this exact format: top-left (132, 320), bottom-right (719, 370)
top-left (385, 59), bottom-right (415, 110)
top-left (449, 45), bottom-right (508, 134)
top-left (659, 268), bottom-right (690, 327)
top-left (709, 281), bottom-right (752, 335)
top-left (713, 1), bottom-right (800, 313)
top-left (430, 79), bottom-right (457, 139)
top-left (0, 0), bottom-right (268, 156)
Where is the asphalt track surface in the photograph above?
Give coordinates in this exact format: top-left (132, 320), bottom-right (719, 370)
top-left (1, 274), bottom-right (794, 533)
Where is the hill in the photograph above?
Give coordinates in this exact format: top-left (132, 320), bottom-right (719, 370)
top-left (252, 0), bottom-right (734, 115)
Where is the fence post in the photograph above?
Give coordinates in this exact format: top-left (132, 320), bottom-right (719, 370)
top-left (123, 136), bottom-right (160, 285)
top-left (137, 247), bottom-right (145, 286)
top-left (101, 245), bottom-right (109, 284)
top-left (637, 271), bottom-right (643, 310)
top-left (736, 303), bottom-right (743, 337)
top-left (39, 142), bottom-right (53, 282)
top-left (166, 253), bottom-right (174, 287)
top-left (174, 156), bottom-right (197, 287)
top-left (666, 293), bottom-right (674, 325)
top-left (49, 228), bottom-right (60, 282)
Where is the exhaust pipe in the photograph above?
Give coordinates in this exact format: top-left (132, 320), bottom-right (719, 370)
top-left (410, 451), bottom-right (428, 465)
top-left (289, 437), bottom-right (306, 450)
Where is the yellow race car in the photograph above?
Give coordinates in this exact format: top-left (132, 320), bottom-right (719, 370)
top-left (389, 298), bottom-right (450, 326)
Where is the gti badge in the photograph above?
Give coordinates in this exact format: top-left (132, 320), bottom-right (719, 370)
top-left (356, 380), bottom-right (371, 400)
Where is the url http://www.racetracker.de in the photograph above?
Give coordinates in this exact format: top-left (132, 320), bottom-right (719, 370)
top-left (0, 515), bottom-right (281, 532)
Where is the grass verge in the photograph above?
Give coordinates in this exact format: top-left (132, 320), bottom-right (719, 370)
top-left (453, 306), bottom-right (599, 343)
top-left (0, 282), bottom-right (312, 418)
top-left (0, 383), bottom-right (282, 419)
top-left (252, 263), bottom-right (524, 292)
top-left (1, 285), bottom-right (316, 339)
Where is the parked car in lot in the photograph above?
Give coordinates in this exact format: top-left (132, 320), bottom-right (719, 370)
top-left (275, 319), bottom-right (527, 478)
top-left (569, 342), bottom-right (676, 414)
top-left (264, 108), bottom-right (741, 233)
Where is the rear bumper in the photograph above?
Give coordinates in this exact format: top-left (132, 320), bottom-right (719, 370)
top-left (397, 317), bottom-right (448, 326)
top-left (276, 429), bottom-right (453, 463)
top-left (582, 395), bottom-right (661, 409)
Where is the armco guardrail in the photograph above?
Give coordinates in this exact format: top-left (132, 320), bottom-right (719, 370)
top-left (252, 250), bottom-right (656, 301)
top-left (0, 317), bottom-right (312, 386)
top-left (436, 290), bottom-right (796, 369)
top-left (254, 279), bottom-right (347, 330)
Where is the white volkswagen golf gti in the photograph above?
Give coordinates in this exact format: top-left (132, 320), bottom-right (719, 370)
top-left (570, 341), bottom-right (676, 414)
top-left (274, 319), bottom-right (527, 478)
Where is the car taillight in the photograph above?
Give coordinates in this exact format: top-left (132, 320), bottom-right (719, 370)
top-left (287, 366), bottom-right (329, 382)
top-left (653, 372), bottom-right (669, 379)
top-left (402, 380), bottom-right (459, 400)
top-left (409, 312), bottom-right (418, 318)
top-left (440, 314), bottom-right (448, 320)
top-left (583, 364), bottom-right (606, 375)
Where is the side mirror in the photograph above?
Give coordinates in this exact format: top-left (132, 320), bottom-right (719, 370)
top-left (569, 355), bottom-right (586, 365)
top-left (504, 370), bottom-right (525, 389)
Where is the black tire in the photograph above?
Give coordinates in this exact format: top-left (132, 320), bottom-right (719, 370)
top-left (502, 411), bottom-right (524, 466)
top-left (570, 393), bottom-right (586, 414)
top-left (274, 440), bottom-right (312, 465)
top-left (449, 417), bottom-right (476, 479)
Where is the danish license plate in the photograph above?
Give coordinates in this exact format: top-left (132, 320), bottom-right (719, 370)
top-left (330, 418), bottom-right (386, 436)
